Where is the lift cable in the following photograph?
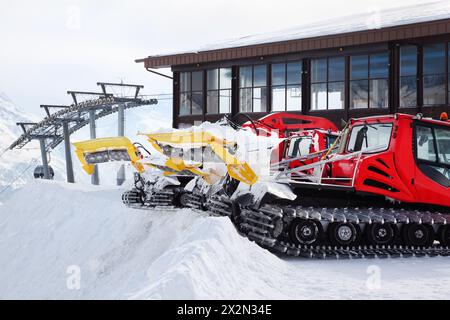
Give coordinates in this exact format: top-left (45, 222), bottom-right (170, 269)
top-left (0, 158), bottom-right (38, 196)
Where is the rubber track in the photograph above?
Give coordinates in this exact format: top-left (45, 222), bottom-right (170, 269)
top-left (126, 190), bottom-right (450, 259)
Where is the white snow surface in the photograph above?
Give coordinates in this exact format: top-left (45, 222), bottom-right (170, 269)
top-left (1, 180), bottom-right (450, 300)
top-left (154, 1), bottom-right (450, 56)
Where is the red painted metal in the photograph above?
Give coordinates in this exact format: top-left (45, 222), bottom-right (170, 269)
top-left (325, 113), bottom-right (450, 207)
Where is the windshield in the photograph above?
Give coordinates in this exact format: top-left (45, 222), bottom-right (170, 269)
top-left (416, 125), bottom-right (450, 166)
top-left (287, 137), bottom-right (313, 158)
top-left (415, 124), bottom-right (450, 184)
top-left (347, 123), bottom-right (393, 153)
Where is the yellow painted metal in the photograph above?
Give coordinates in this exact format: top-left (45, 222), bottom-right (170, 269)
top-left (72, 137), bottom-right (144, 175)
top-left (73, 130), bottom-right (259, 186)
top-left (142, 131), bottom-right (258, 185)
top-left (143, 131), bottom-right (235, 148)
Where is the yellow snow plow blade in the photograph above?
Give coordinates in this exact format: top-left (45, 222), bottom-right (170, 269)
top-left (142, 131), bottom-right (258, 186)
top-left (72, 137), bottom-right (144, 175)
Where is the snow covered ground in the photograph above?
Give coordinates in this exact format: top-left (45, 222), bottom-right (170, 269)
top-left (1, 180), bottom-right (450, 300)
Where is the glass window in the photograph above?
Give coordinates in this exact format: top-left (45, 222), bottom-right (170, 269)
top-left (417, 126), bottom-right (437, 162)
top-left (415, 125), bottom-right (450, 185)
top-left (271, 62), bottom-right (302, 111)
top-left (180, 93), bottom-right (191, 115)
top-left (370, 79), bottom-right (389, 108)
top-left (287, 62), bottom-right (302, 84)
top-left (239, 65), bottom-right (268, 113)
top-left (423, 74), bottom-right (446, 106)
top-left (311, 59), bottom-right (327, 83)
top-left (423, 43), bottom-right (446, 106)
top-left (253, 87), bottom-right (267, 112)
top-left (179, 71), bottom-right (204, 115)
top-left (191, 92), bottom-right (203, 115)
top-left (400, 76), bottom-right (417, 108)
top-left (207, 69), bottom-right (219, 90)
top-left (286, 85), bottom-right (302, 111)
top-left (328, 82), bottom-right (345, 110)
top-left (192, 71), bottom-right (203, 91)
top-left (207, 91), bottom-right (218, 114)
top-left (180, 72), bottom-right (191, 93)
top-left (399, 46), bottom-right (417, 108)
top-left (219, 89), bottom-right (231, 114)
top-left (328, 57), bottom-right (345, 82)
top-left (288, 137), bottom-right (313, 158)
top-left (254, 65), bottom-right (267, 87)
top-left (239, 88), bottom-right (252, 113)
top-left (311, 83), bottom-right (327, 110)
top-left (351, 55), bottom-right (368, 80)
top-left (400, 46), bottom-right (417, 77)
top-left (239, 66), bottom-right (253, 88)
top-left (350, 53), bottom-right (389, 109)
top-left (435, 128), bottom-right (450, 165)
top-left (350, 80), bottom-right (369, 109)
top-left (272, 86), bottom-right (285, 111)
top-left (370, 53), bottom-right (389, 79)
top-left (347, 123), bottom-right (393, 153)
top-left (272, 64), bottom-right (285, 86)
top-left (310, 57), bottom-right (345, 111)
top-left (424, 43), bottom-right (446, 75)
top-left (207, 68), bottom-right (233, 114)
top-left (220, 68), bottom-right (232, 89)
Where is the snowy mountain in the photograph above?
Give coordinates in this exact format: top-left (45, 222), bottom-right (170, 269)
top-left (0, 180), bottom-right (449, 299)
top-left (0, 93), bottom-right (65, 203)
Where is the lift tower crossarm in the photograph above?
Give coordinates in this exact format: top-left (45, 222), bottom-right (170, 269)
top-left (67, 91), bottom-right (113, 105)
top-left (16, 122), bottom-right (37, 134)
top-left (40, 105), bottom-right (70, 118)
top-left (97, 82), bottom-right (144, 99)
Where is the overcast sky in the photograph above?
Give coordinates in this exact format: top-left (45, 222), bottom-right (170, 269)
top-left (0, 0), bottom-right (438, 114)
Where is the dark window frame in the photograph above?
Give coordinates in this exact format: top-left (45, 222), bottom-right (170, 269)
top-left (310, 56), bottom-right (346, 111)
top-left (271, 61), bottom-right (303, 112)
top-left (238, 64), bottom-right (268, 113)
top-left (422, 42), bottom-right (448, 107)
top-left (206, 68), bottom-right (232, 115)
top-left (345, 122), bottom-right (394, 154)
top-left (179, 70), bottom-right (204, 116)
top-left (349, 52), bottom-right (390, 109)
top-left (399, 45), bottom-right (419, 109)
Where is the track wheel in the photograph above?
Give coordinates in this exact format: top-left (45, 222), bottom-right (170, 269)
top-left (179, 192), bottom-right (191, 207)
top-left (230, 202), bottom-right (241, 225)
top-left (366, 223), bottom-right (397, 246)
top-left (289, 219), bottom-right (323, 245)
top-left (438, 225), bottom-right (450, 246)
top-left (401, 223), bottom-right (434, 247)
top-left (328, 222), bottom-right (360, 246)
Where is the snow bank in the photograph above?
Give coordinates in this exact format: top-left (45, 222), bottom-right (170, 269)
top-left (1, 180), bottom-right (450, 299)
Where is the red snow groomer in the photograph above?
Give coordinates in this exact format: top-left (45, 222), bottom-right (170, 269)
top-left (234, 113), bottom-right (450, 258)
top-left (241, 112), bottom-right (339, 164)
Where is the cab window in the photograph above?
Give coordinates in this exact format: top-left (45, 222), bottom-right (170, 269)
top-left (287, 137), bottom-right (313, 158)
top-left (347, 123), bottom-right (393, 153)
top-left (415, 123), bottom-right (450, 186)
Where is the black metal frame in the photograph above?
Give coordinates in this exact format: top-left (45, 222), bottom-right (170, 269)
top-left (204, 67), bottom-right (233, 116)
top-left (270, 61), bottom-right (303, 112)
top-left (309, 56), bottom-right (346, 111)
